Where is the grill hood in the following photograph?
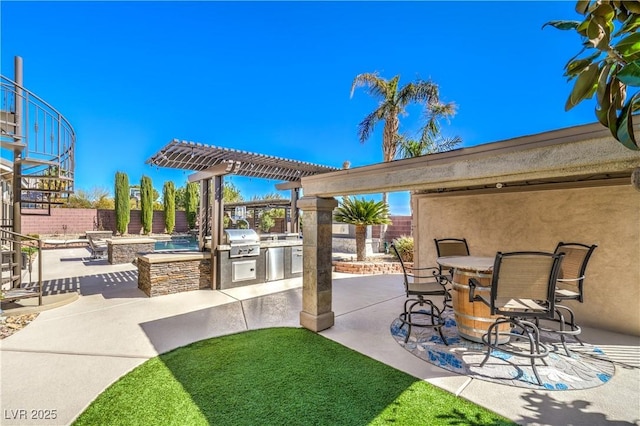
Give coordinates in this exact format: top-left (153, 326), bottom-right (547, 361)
top-left (223, 229), bottom-right (259, 245)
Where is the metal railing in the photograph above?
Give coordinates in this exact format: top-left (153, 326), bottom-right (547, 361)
top-left (0, 229), bottom-right (43, 305)
top-left (0, 74), bottom-right (76, 209)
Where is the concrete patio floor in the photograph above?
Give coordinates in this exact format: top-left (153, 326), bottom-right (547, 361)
top-left (1, 247), bottom-right (639, 425)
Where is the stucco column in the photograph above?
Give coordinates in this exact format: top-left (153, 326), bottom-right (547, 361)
top-left (297, 196), bottom-right (337, 332)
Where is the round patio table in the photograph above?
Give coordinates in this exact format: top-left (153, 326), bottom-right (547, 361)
top-left (437, 256), bottom-right (509, 344)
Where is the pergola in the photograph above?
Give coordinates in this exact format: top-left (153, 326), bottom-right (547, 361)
top-left (147, 139), bottom-right (338, 181)
top-left (146, 139), bottom-right (339, 287)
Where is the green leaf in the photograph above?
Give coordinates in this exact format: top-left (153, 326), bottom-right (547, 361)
top-left (565, 64), bottom-right (600, 111)
top-left (565, 58), bottom-right (595, 78)
top-left (615, 32), bottom-right (640, 59)
top-left (542, 20), bottom-right (580, 30)
top-left (576, 0), bottom-right (591, 15)
top-left (595, 86), bottom-right (612, 126)
top-left (614, 14), bottom-right (640, 37)
top-left (615, 92), bottom-right (640, 150)
top-left (587, 16), bottom-right (611, 50)
top-left (596, 63), bottom-right (613, 105)
top-left (591, 3), bottom-right (615, 20)
top-left (622, 0), bottom-right (640, 14)
top-left (566, 51), bottom-right (603, 79)
top-left (618, 61), bottom-right (640, 86)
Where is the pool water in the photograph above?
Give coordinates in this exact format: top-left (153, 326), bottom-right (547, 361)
top-left (154, 237), bottom-right (199, 251)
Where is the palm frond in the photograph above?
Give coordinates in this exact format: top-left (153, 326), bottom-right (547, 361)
top-left (357, 107), bottom-right (385, 143)
top-left (397, 79), bottom-right (439, 107)
top-left (397, 137), bottom-right (425, 159)
top-left (333, 196), bottom-right (391, 226)
top-left (350, 72), bottom-right (388, 99)
top-left (433, 136), bottom-right (462, 153)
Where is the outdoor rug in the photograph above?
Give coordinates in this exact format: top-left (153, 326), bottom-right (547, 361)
top-left (390, 309), bottom-right (615, 391)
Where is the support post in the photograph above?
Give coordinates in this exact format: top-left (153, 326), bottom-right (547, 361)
top-left (297, 196), bottom-right (337, 332)
top-left (210, 175), bottom-right (223, 290)
top-left (12, 56), bottom-right (24, 277)
top-left (290, 187), bottom-right (300, 234)
top-left (198, 180), bottom-right (209, 252)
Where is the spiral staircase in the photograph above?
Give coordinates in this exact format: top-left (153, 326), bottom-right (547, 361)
top-left (1, 56), bottom-right (76, 303)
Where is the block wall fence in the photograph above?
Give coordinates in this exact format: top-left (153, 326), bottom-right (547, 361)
top-left (371, 215), bottom-right (413, 242)
top-left (20, 209), bottom-right (412, 240)
top-left (20, 208), bottom-right (190, 236)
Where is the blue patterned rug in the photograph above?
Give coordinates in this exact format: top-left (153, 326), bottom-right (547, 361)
top-left (390, 309), bottom-right (615, 390)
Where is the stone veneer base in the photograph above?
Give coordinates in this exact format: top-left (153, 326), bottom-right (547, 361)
top-left (137, 252), bottom-right (211, 297)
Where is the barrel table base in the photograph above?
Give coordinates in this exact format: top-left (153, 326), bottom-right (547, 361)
top-left (452, 270), bottom-right (510, 344)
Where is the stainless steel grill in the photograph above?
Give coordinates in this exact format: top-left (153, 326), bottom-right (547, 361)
top-left (223, 229), bottom-right (260, 258)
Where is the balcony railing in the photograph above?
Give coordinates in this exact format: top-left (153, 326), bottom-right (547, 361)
top-left (0, 74), bottom-right (76, 212)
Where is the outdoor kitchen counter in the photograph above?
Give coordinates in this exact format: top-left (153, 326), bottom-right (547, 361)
top-left (138, 251), bottom-right (208, 263)
top-left (216, 239), bottom-right (303, 290)
top-left (215, 239), bottom-right (302, 251)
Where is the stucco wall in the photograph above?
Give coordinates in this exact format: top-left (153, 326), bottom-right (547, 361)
top-left (414, 184), bottom-right (640, 336)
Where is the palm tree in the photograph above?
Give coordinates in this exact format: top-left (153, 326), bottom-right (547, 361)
top-left (350, 72), bottom-right (442, 244)
top-left (333, 196), bottom-right (391, 261)
top-left (397, 102), bottom-right (462, 217)
top-left (350, 72), bottom-right (441, 185)
top-left (397, 101), bottom-right (462, 159)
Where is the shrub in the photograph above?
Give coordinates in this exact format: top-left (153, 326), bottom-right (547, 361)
top-left (259, 212), bottom-right (275, 233)
top-left (114, 171), bottom-right (130, 236)
top-left (185, 182), bottom-right (199, 230)
top-left (163, 181), bottom-right (176, 234)
top-left (334, 196), bottom-right (391, 261)
top-left (393, 236), bottom-right (414, 263)
top-left (140, 176), bottom-right (153, 235)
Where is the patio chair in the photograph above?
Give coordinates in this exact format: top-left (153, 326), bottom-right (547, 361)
top-left (434, 238), bottom-right (470, 308)
top-left (543, 242), bottom-right (598, 355)
top-left (468, 251), bottom-right (564, 385)
top-left (434, 238), bottom-right (470, 258)
top-left (87, 234), bottom-right (108, 259)
top-left (391, 243), bottom-right (449, 345)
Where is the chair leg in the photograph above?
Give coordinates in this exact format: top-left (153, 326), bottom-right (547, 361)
top-left (537, 305), bottom-right (583, 356)
top-left (442, 289), bottom-right (452, 312)
top-left (399, 297), bottom-right (447, 346)
top-left (518, 320), bottom-right (542, 383)
top-left (481, 317), bottom-right (549, 386)
top-left (480, 319), bottom-right (505, 367)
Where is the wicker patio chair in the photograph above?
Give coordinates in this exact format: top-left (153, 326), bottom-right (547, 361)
top-left (469, 251), bottom-right (564, 385)
top-left (391, 243), bottom-right (449, 345)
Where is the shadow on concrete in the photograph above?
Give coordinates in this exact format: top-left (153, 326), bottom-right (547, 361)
top-left (515, 391), bottom-right (639, 426)
top-left (41, 270), bottom-right (143, 299)
top-left (242, 288), bottom-right (302, 329)
top-left (138, 301), bottom-right (246, 354)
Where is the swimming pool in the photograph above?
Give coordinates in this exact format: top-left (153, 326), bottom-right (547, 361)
top-left (154, 237), bottom-right (199, 251)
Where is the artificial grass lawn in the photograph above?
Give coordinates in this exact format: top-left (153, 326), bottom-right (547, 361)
top-left (74, 328), bottom-right (516, 426)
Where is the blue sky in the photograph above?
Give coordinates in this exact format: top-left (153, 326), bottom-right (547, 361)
top-left (1, 1), bottom-right (594, 214)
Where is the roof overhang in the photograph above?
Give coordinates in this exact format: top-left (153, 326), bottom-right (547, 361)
top-left (147, 139), bottom-right (339, 182)
top-left (301, 122), bottom-right (640, 197)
